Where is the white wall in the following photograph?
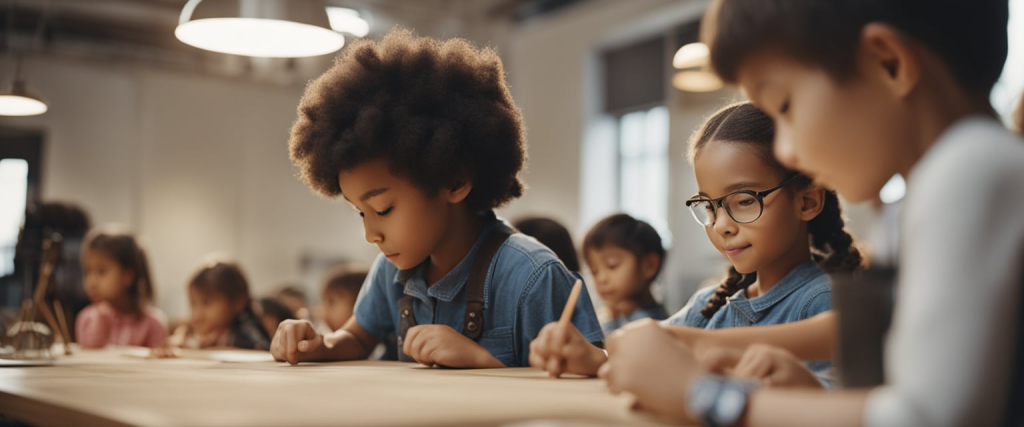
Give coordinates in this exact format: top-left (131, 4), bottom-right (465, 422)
top-left (0, 56), bottom-right (377, 319)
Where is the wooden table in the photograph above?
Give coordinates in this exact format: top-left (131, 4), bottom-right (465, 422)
top-left (0, 347), bottom-right (670, 426)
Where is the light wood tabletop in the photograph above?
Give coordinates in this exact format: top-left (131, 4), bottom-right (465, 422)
top-left (0, 347), bottom-right (671, 426)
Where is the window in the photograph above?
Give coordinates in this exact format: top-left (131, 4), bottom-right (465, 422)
top-left (0, 159), bottom-right (29, 276)
top-left (618, 105), bottom-right (672, 247)
top-left (582, 35), bottom-right (672, 246)
top-left (992, 0), bottom-right (1024, 126)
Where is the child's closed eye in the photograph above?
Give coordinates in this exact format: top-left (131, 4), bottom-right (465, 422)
top-left (376, 207), bottom-right (393, 217)
top-left (778, 99), bottom-right (790, 115)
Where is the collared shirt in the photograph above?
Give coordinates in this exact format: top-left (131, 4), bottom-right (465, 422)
top-left (75, 302), bottom-right (167, 348)
top-left (602, 302), bottom-right (669, 334)
top-left (665, 261), bottom-right (833, 386)
top-left (355, 212), bottom-right (604, 367)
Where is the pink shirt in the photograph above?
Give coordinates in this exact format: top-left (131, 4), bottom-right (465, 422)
top-left (75, 302), bottom-right (168, 348)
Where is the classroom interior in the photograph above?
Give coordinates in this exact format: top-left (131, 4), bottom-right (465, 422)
top-left (0, 0), bottom-right (1022, 426)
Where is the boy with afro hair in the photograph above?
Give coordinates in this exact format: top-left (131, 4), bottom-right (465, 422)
top-left (274, 29), bottom-right (603, 368)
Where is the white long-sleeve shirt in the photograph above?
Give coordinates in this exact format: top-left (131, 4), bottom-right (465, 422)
top-left (865, 116), bottom-right (1024, 426)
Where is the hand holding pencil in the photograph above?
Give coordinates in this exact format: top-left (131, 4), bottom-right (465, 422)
top-left (528, 280), bottom-right (608, 378)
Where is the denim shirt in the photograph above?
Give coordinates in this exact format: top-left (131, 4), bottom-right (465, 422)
top-left (354, 212), bottom-right (604, 367)
top-left (664, 261), bottom-right (834, 386)
top-left (602, 302), bottom-right (669, 334)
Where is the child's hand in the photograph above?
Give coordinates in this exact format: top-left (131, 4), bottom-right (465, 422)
top-left (402, 325), bottom-right (504, 368)
top-left (598, 319), bottom-right (699, 424)
top-left (149, 347), bottom-right (181, 359)
top-left (700, 344), bottom-right (823, 388)
top-left (528, 321), bottom-right (606, 377)
top-left (271, 319), bottom-right (322, 365)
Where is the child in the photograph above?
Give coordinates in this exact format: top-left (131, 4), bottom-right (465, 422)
top-left (658, 92), bottom-right (1024, 369)
top-left (600, 0), bottom-right (1024, 425)
top-left (513, 217), bottom-right (581, 273)
top-left (319, 266), bottom-right (367, 332)
top-left (273, 29), bottom-right (603, 368)
top-left (168, 259), bottom-right (270, 351)
top-left (530, 103), bottom-right (864, 381)
top-left (669, 102), bottom-right (861, 385)
top-left (583, 214), bottom-right (668, 333)
top-left (76, 228), bottom-right (167, 348)
top-left (253, 297), bottom-right (295, 341)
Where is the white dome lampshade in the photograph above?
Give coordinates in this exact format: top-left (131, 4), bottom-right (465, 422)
top-left (0, 81), bottom-right (48, 116)
top-left (0, 65), bottom-right (48, 117)
top-left (175, 0), bottom-right (345, 58)
top-left (672, 42), bottom-right (709, 69)
top-left (671, 42), bottom-right (723, 93)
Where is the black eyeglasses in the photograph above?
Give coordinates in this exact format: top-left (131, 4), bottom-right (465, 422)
top-left (684, 174), bottom-right (805, 226)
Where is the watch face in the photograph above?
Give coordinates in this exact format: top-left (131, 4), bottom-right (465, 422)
top-left (713, 387), bottom-right (747, 422)
top-left (689, 377), bottom-right (722, 415)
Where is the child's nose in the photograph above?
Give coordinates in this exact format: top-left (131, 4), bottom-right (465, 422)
top-left (364, 223), bottom-right (383, 244)
top-left (712, 211), bottom-right (738, 236)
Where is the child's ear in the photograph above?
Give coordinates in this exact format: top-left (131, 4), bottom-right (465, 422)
top-left (443, 180), bottom-right (473, 204)
top-left (859, 23), bottom-right (921, 99)
top-left (640, 253), bottom-right (661, 282)
top-left (797, 186), bottom-right (827, 222)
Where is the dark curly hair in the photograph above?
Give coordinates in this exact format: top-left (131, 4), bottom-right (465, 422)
top-left (288, 28), bottom-right (527, 213)
top-left (689, 102), bottom-right (866, 319)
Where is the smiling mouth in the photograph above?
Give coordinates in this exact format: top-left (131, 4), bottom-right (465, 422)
top-left (725, 244), bottom-right (752, 256)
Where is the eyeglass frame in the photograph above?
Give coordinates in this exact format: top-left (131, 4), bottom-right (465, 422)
top-left (684, 174), bottom-right (806, 226)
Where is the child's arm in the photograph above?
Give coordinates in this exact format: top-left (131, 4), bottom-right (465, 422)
top-left (699, 344), bottom-right (825, 388)
top-left (739, 388), bottom-right (868, 427)
top-left (272, 316), bottom-right (378, 365)
top-left (600, 319), bottom-right (867, 426)
top-left (529, 321), bottom-right (606, 377)
top-left (662, 311), bottom-right (835, 361)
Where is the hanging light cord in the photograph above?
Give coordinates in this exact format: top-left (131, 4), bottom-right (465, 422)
top-left (6, 0), bottom-right (52, 82)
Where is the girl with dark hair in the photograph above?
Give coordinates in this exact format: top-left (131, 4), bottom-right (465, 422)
top-left (166, 257), bottom-right (270, 351)
top-left (77, 227), bottom-right (167, 348)
top-left (663, 101), bottom-right (865, 387)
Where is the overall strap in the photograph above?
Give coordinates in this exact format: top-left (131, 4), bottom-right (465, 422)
top-left (462, 229), bottom-right (512, 341)
top-left (397, 295), bottom-right (417, 362)
top-left (395, 228), bottom-right (513, 361)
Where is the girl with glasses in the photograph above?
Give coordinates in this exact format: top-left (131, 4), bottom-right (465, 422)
top-left (663, 101), bottom-right (866, 387)
top-left (528, 101), bottom-right (865, 382)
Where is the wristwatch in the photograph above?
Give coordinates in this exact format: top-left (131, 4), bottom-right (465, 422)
top-left (687, 374), bottom-right (760, 427)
